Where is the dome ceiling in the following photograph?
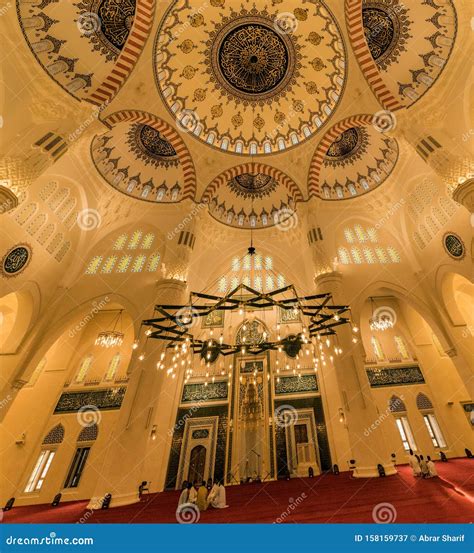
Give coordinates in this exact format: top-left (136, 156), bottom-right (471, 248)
top-left (91, 116), bottom-right (194, 202)
top-left (202, 165), bottom-right (303, 229)
top-left (154, 1), bottom-right (347, 155)
top-left (318, 124), bottom-right (398, 200)
top-left (360, 0), bottom-right (457, 107)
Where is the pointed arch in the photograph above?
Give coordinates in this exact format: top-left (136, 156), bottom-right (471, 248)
top-left (42, 423), bottom-right (65, 445)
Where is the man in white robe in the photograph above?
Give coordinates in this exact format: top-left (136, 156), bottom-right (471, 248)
top-left (178, 482), bottom-right (192, 507)
top-left (210, 482), bottom-right (228, 509)
top-left (408, 450), bottom-right (421, 477)
top-left (426, 456), bottom-right (438, 478)
top-left (188, 481), bottom-right (198, 504)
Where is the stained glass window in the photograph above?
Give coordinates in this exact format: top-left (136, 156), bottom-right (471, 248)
top-left (354, 225), bottom-right (368, 242)
top-left (85, 256), bottom-right (102, 275)
top-left (344, 229), bottom-right (355, 243)
top-left (105, 353), bottom-right (120, 381)
top-left (128, 230), bottom-right (143, 249)
top-left (387, 247), bottom-right (400, 263)
top-left (371, 336), bottom-right (384, 361)
top-left (394, 336), bottom-right (409, 359)
top-left (76, 355), bottom-right (92, 383)
top-left (218, 277), bottom-right (227, 293)
top-left (113, 234), bottom-right (127, 250)
top-left (101, 256), bottom-right (117, 274)
top-left (147, 253), bottom-right (161, 272)
top-left (338, 247), bottom-right (350, 265)
top-left (351, 247), bottom-right (363, 264)
top-left (367, 228), bottom-right (378, 242)
top-left (363, 247), bottom-right (376, 264)
top-left (117, 255), bottom-right (132, 273)
top-left (131, 255), bottom-right (146, 273)
top-left (265, 256), bottom-right (273, 270)
top-left (141, 233), bottom-right (155, 249)
top-left (266, 275), bottom-right (274, 291)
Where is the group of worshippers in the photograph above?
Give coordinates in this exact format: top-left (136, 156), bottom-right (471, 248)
top-left (178, 479), bottom-right (228, 511)
top-left (408, 449), bottom-right (438, 478)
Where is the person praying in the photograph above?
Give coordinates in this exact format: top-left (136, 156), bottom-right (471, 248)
top-left (408, 449), bottom-right (421, 477)
top-left (419, 455), bottom-right (429, 478)
top-left (178, 481), bottom-right (192, 507)
top-left (188, 481), bottom-right (198, 504)
top-left (210, 480), bottom-right (228, 509)
top-left (426, 456), bottom-right (438, 478)
top-left (196, 481), bottom-right (208, 511)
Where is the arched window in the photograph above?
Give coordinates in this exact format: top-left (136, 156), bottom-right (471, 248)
top-left (39, 181), bottom-right (58, 201)
top-left (46, 232), bottom-right (63, 254)
top-left (55, 241), bottom-right (70, 262)
top-left (389, 395), bottom-right (406, 413)
top-left (48, 188), bottom-right (69, 212)
top-left (394, 336), bottom-right (409, 359)
top-left (264, 256), bottom-right (273, 270)
top-left (375, 247), bottom-right (388, 263)
top-left (387, 247), bottom-right (400, 263)
top-left (37, 223), bottom-right (55, 245)
top-left (24, 423), bottom-right (64, 493)
top-left (26, 358), bottom-right (47, 387)
top-left (147, 252), bottom-right (161, 272)
top-left (218, 276), bottom-right (227, 293)
top-left (76, 355), bottom-right (93, 383)
top-left (354, 225), bottom-right (368, 242)
top-left (127, 230), bottom-right (143, 249)
top-left (363, 247), bottom-right (376, 264)
top-left (367, 228), bottom-right (378, 242)
top-left (77, 423), bottom-right (98, 443)
top-left (15, 202), bottom-right (38, 225)
top-left (113, 234), bottom-right (127, 250)
top-left (57, 197), bottom-right (76, 221)
top-left (350, 247), bottom-right (363, 264)
top-left (26, 213), bottom-right (47, 235)
top-left (370, 336), bottom-right (384, 361)
top-left (85, 256), bottom-right (102, 275)
top-left (105, 353), bottom-right (120, 381)
top-left (338, 247), bottom-right (350, 265)
top-left (101, 256), bottom-right (117, 273)
top-left (141, 233), bottom-right (155, 249)
top-left (131, 254), bottom-right (146, 272)
top-left (417, 393), bottom-right (446, 448)
top-left (117, 255), bottom-right (132, 273)
top-left (344, 229), bottom-right (355, 243)
top-left (266, 275), bottom-right (274, 292)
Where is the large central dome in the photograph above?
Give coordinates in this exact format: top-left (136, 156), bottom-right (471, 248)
top-left (154, 1), bottom-right (347, 155)
top-left (215, 21), bottom-right (291, 98)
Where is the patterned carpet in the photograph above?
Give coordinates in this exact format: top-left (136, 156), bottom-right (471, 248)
top-left (3, 460), bottom-right (473, 524)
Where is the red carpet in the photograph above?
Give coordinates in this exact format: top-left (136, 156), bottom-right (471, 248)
top-left (4, 460), bottom-right (473, 524)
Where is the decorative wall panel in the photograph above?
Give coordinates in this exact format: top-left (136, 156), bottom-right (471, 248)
top-left (181, 381), bottom-right (228, 403)
top-left (274, 375), bottom-right (318, 395)
top-left (53, 387), bottom-right (126, 413)
top-left (366, 365), bottom-right (425, 387)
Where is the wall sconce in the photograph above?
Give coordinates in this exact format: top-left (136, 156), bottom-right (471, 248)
top-left (338, 408), bottom-right (345, 425)
top-left (150, 425), bottom-right (157, 441)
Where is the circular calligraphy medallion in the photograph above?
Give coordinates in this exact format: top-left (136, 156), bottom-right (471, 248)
top-left (443, 233), bottom-right (465, 260)
top-left (1, 244), bottom-right (32, 278)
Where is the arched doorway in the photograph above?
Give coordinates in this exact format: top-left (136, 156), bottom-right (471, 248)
top-left (187, 445), bottom-right (206, 483)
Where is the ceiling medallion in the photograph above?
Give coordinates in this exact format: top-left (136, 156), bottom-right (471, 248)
top-left (154, 0), bottom-right (347, 155)
top-left (324, 127), bottom-right (369, 168)
top-left (362, 1), bottom-right (411, 71)
top-left (228, 173), bottom-right (278, 199)
top-left (1, 244), bottom-right (32, 278)
top-left (76, 0), bottom-right (136, 61)
top-left (208, 14), bottom-right (298, 103)
top-left (127, 123), bottom-right (179, 169)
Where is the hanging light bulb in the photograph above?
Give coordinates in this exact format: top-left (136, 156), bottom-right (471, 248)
top-left (352, 326), bottom-right (359, 333)
top-left (138, 354), bottom-right (145, 361)
top-left (132, 341), bottom-right (139, 350)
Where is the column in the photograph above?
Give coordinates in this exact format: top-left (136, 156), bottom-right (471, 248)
top-left (315, 271), bottom-right (397, 477)
top-left (87, 278), bottom-right (188, 508)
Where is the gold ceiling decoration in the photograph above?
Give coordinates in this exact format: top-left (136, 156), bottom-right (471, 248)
top-left (154, 1), bottom-right (346, 155)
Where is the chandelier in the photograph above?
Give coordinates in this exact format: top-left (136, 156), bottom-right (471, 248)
top-left (139, 248), bottom-right (358, 382)
top-left (95, 310), bottom-right (124, 348)
top-left (369, 299), bottom-right (395, 332)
